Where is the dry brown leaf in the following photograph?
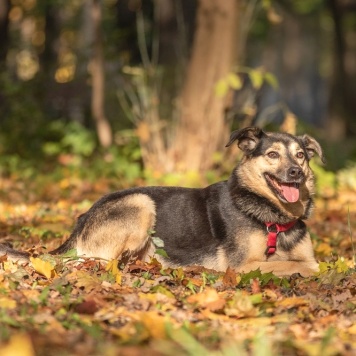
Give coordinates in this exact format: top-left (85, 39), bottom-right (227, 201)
top-left (187, 288), bottom-right (225, 311)
top-left (222, 267), bottom-right (239, 288)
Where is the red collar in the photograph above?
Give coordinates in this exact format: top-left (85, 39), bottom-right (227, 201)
top-left (265, 221), bottom-right (297, 256)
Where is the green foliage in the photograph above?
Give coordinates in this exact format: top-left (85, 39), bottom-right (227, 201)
top-left (215, 67), bottom-right (278, 98)
top-left (42, 121), bottom-right (96, 157)
top-left (0, 121), bottom-right (143, 186)
top-left (316, 257), bottom-right (351, 285)
top-left (338, 163), bottom-right (356, 190)
top-left (151, 235), bottom-right (169, 258)
top-left (239, 269), bottom-right (290, 288)
top-left (310, 161), bottom-right (337, 196)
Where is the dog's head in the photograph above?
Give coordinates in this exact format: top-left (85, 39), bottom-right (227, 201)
top-left (226, 127), bottom-right (324, 219)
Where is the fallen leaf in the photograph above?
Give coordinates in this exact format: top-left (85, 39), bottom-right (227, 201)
top-left (225, 291), bottom-right (259, 318)
top-left (0, 334), bottom-right (35, 356)
top-left (69, 270), bottom-right (102, 291)
top-left (222, 267), bottom-right (239, 288)
top-left (139, 311), bottom-right (168, 339)
top-left (187, 288), bottom-right (225, 311)
top-left (106, 259), bottom-right (122, 285)
top-left (348, 324), bottom-right (356, 335)
top-left (0, 296), bottom-right (17, 309)
top-left (30, 257), bottom-right (57, 279)
top-left (251, 278), bottom-right (261, 294)
top-left (278, 297), bottom-right (309, 308)
top-left (74, 299), bottom-right (99, 315)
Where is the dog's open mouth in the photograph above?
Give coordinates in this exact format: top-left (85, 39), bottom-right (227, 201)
top-left (264, 174), bottom-right (300, 203)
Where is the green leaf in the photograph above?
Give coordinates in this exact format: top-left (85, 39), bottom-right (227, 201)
top-left (262, 0), bottom-right (272, 9)
top-left (167, 326), bottom-right (209, 355)
top-left (249, 293), bottom-right (263, 304)
top-left (155, 249), bottom-right (169, 258)
top-left (264, 72), bottom-right (279, 89)
top-left (150, 285), bottom-right (175, 299)
top-left (152, 236), bottom-right (165, 248)
top-left (334, 257), bottom-right (349, 273)
top-left (60, 249), bottom-right (78, 258)
top-left (240, 269), bottom-right (262, 285)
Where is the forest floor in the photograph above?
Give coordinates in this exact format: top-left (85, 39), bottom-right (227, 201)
top-left (0, 175), bottom-right (356, 356)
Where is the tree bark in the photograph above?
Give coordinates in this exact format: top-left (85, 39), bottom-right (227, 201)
top-left (327, 0), bottom-right (356, 139)
top-left (0, 0), bottom-right (10, 64)
top-left (91, 0), bottom-right (112, 147)
top-left (169, 0), bottom-right (238, 172)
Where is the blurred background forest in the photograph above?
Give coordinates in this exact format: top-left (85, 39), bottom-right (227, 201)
top-left (1, 0), bottom-right (356, 192)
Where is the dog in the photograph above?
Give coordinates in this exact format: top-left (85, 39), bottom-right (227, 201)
top-left (0, 127), bottom-right (324, 277)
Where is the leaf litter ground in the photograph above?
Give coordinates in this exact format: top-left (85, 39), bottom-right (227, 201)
top-left (0, 178), bottom-right (356, 355)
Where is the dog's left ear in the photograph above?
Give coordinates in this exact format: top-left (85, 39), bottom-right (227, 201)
top-left (225, 127), bottom-right (265, 154)
top-left (299, 134), bottom-right (325, 163)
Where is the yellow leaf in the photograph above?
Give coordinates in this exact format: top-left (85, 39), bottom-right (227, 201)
top-left (187, 288), bottom-right (224, 310)
top-left (70, 271), bottom-right (102, 291)
top-left (139, 311), bottom-right (168, 339)
top-left (348, 324), bottom-right (356, 335)
top-left (30, 257), bottom-right (57, 279)
top-left (0, 334), bottom-right (35, 356)
top-left (264, 72), bottom-right (279, 89)
top-left (0, 296), bottom-right (17, 310)
top-left (249, 69), bottom-right (264, 90)
top-left (214, 78), bottom-right (229, 97)
top-left (2, 260), bottom-right (18, 273)
top-left (227, 73), bottom-right (243, 90)
top-left (225, 291), bottom-right (258, 317)
top-left (278, 297), bottom-right (309, 308)
top-left (335, 256), bottom-right (349, 273)
top-left (106, 259), bottom-right (122, 285)
top-left (315, 243), bottom-right (333, 256)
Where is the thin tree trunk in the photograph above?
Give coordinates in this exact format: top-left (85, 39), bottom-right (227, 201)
top-left (327, 0), bottom-right (347, 140)
top-left (0, 0), bottom-right (10, 64)
top-left (91, 0), bottom-right (112, 147)
top-left (169, 0), bottom-right (238, 172)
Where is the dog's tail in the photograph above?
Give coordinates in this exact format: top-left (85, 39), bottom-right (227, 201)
top-left (0, 243), bottom-right (30, 263)
top-left (0, 233), bottom-right (77, 263)
top-left (1, 214), bottom-right (85, 263)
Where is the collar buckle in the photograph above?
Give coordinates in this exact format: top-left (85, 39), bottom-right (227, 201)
top-left (264, 221), bottom-right (297, 256)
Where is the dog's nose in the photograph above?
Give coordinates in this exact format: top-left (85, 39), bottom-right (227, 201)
top-left (288, 166), bottom-right (303, 179)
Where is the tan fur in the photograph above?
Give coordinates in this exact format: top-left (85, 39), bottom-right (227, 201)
top-left (76, 194), bottom-right (156, 260)
top-left (201, 247), bottom-right (229, 271)
top-left (235, 260), bottom-right (317, 277)
top-left (240, 229), bottom-right (318, 276)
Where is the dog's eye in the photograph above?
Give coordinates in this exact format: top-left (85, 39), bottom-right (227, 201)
top-left (267, 151), bottom-right (279, 159)
top-left (296, 152), bottom-right (305, 159)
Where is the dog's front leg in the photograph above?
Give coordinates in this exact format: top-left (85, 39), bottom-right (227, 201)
top-left (236, 260), bottom-right (319, 277)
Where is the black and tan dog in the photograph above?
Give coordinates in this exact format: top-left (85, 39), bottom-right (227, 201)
top-left (0, 127), bottom-right (324, 276)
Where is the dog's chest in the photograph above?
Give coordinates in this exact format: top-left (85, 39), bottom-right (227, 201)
top-left (243, 229), bottom-right (290, 263)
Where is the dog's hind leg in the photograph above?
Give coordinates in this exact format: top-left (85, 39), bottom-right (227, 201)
top-left (54, 193), bottom-right (156, 261)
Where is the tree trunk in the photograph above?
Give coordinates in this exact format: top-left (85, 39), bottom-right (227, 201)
top-left (91, 0), bottom-right (112, 147)
top-left (0, 0), bottom-right (10, 64)
top-left (327, 0), bottom-right (356, 139)
top-left (169, 0), bottom-right (238, 172)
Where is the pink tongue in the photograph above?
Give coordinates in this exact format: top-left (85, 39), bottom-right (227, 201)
top-left (281, 184), bottom-right (300, 203)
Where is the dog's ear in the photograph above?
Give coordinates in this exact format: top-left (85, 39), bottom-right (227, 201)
top-left (225, 127), bottom-right (265, 154)
top-left (299, 134), bottom-right (325, 163)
